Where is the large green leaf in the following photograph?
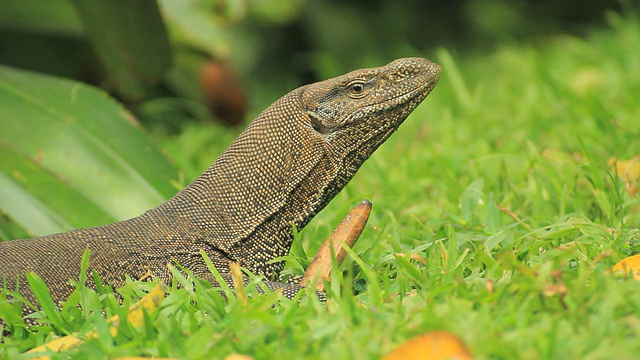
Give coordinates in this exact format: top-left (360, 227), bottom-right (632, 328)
top-left (71, 0), bottom-right (172, 100)
top-left (0, 0), bottom-right (82, 37)
top-left (0, 65), bottom-right (180, 240)
top-left (159, 0), bottom-right (232, 57)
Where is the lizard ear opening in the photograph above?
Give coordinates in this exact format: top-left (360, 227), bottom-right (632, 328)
top-left (309, 113), bottom-right (329, 134)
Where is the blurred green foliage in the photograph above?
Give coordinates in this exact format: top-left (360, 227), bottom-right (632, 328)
top-left (2, 1), bottom-right (640, 358)
top-left (0, 0), bottom-right (634, 263)
top-left (0, 65), bottom-right (180, 240)
top-left (0, 0), bottom-right (630, 129)
top-left (0, 0), bottom-right (634, 264)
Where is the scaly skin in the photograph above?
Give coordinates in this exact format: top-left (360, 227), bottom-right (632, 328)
top-left (0, 57), bottom-right (441, 327)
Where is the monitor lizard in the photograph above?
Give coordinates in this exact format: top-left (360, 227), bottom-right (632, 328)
top-left (0, 57), bottom-right (441, 327)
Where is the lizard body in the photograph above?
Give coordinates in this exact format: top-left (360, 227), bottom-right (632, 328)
top-left (0, 58), bottom-right (440, 327)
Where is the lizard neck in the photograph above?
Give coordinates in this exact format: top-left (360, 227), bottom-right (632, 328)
top-left (154, 89), bottom-right (338, 277)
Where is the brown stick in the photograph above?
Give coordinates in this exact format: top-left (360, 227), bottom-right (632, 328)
top-left (301, 199), bottom-right (372, 291)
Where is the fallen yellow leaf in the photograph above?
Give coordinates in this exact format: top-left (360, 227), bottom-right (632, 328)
top-left (612, 254), bottom-right (640, 280)
top-left (25, 283), bottom-right (166, 360)
top-left (115, 358), bottom-right (177, 360)
top-left (609, 156), bottom-right (640, 196)
top-left (382, 331), bottom-right (472, 360)
top-left (229, 261), bottom-right (247, 305)
top-left (224, 355), bottom-right (255, 360)
top-left (302, 200), bottom-right (372, 291)
top-left (107, 282), bottom-right (166, 333)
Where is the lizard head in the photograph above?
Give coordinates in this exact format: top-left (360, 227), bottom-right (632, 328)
top-left (301, 57), bottom-right (440, 143)
top-left (300, 56), bottom-right (441, 172)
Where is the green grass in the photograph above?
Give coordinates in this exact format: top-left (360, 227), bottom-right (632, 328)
top-left (3, 11), bottom-right (640, 359)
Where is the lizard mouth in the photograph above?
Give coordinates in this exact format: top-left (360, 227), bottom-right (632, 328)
top-left (354, 65), bottom-right (441, 143)
top-left (308, 60), bottom-right (440, 137)
top-left (378, 67), bottom-right (441, 110)
top-left (352, 78), bottom-right (437, 126)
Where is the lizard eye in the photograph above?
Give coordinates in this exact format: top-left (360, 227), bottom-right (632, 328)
top-left (347, 81), bottom-right (367, 98)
